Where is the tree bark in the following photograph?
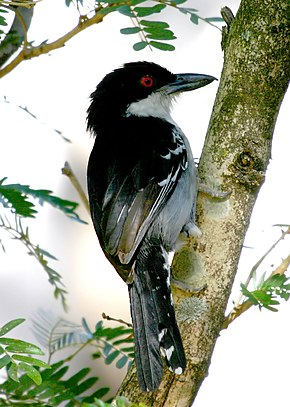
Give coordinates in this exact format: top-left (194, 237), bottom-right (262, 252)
top-left (0, 6), bottom-right (34, 67)
top-left (117, 0), bottom-right (290, 405)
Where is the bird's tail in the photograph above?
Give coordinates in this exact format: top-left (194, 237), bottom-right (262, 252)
top-left (128, 243), bottom-right (186, 391)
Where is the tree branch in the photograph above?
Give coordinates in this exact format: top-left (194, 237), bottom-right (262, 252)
top-left (62, 161), bottom-right (90, 215)
top-left (0, 9), bottom-right (104, 78)
top-left (117, 0), bottom-right (290, 405)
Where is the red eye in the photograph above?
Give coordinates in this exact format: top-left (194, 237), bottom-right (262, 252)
top-left (140, 75), bottom-right (155, 88)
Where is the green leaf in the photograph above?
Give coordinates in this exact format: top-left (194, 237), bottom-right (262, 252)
top-left (0, 179), bottom-right (36, 217)
top-left (12, 355), bottom-right (50, 368)
top-left (241, 283), bottom-right (259, 305)
top-left (94, 320), bottom-right (103, 334)
top-left (140, 20), bottom-right (169, 28)
top-left (113, 337), bottom-right (134, 346)
top-left (117, 5), bottom-right (134, 17)
top-left (0, 354), bottom-right (11, 369)
top-left (120, 27), bottom-right (141, 35)
top-left (18, 362), bottom-right (42, 385)
top-left (91, 351), bottom-right (101, 359)
top-left (89, 386), bottom-right (110, 399)
top-left (82, 318), bottom-right (94, 336)
top-left (144, 28), bottom-right (176, 40)
top-left (37, 247), bottom-right (58, 260)
top-left (241, 273), bottom-right (290, 312)
top-left (25, 188), bottom-right (82, 222)
top-left (130, 0), bottom-right (146, 4)
top-left (135, 4), bottom-right (166, 17)
top-left (0, 319), bottom-right (25, 337)
top-left (105, 350), bottom-right (120, 365)
top-left (0, 16), bottom-right (7, 26)
top-left (100, 326), bottom-right (132, 340)
top-left (71, 377), bottom-right (98, 396)
top-left (116, 355), bottom-right (128, 369)
top-left (0, 9), bottom-right (8, 27)
top-left (64, 367), bottom-right (90, 387)
top-left (103, 343), bottom-right (112, 357)
top-left (0, 338), bottom-right (44, 355)
top-left (190, 13), bottom-right (199, 24)
top-left (149, 40), bottom-right (175, 51)
top-left (133, 41), bottom-right (148, 51)
top-left (0, 178), bottom-right (84, 222)
top-left (261, 274), bottom-right (290, 291)
top-left (8, 363), bottom-right (19, 382)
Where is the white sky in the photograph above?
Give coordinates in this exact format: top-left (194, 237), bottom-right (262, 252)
top-left (1, 0), bottom-right (290, 405)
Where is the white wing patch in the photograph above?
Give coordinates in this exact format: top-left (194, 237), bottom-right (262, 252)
top-left (158, 128), bottom-right (188, 187)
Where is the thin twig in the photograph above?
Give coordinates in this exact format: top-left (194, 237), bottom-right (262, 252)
top-left (102, 312), bottom-right (132, 328)
top-left (233, 226), bottom-right (290, 309)
top-left (223, 242), bottom-right (290, 329)
top-left (62, 161), bottom-right (90, 214)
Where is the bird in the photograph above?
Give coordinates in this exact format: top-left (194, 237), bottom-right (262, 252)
top-left (86, 61), bottom-right (216, 391)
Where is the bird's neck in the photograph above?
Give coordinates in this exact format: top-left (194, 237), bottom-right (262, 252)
top-left (124, 92), bottom-right (176, 125)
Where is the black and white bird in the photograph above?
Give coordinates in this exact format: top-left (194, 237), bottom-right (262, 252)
top-left (87, 61), bottom-right (216, 391)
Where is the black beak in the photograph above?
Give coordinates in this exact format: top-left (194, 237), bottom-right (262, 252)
top-left (159, 73), bottom-right (217, 95)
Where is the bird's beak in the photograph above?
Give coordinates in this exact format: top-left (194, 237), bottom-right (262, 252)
top-left (158, 73), bottom-right (217, 95)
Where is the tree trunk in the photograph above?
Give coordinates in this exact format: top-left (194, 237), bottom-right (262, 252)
top-left (117, 0), bottom-right (290, 405)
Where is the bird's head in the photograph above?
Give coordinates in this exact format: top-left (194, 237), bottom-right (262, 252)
top-left (87, 61), bottom-right (216, 133)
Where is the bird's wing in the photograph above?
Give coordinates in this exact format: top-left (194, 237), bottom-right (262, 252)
top-left (101, 124), bottom-right (188, 264)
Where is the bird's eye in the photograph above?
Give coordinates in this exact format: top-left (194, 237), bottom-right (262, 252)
top-left (140, 75), bottom-right (155, 88)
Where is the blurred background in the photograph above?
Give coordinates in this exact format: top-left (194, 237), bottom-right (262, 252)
top-left (1, 0), bottom-right (290, 404)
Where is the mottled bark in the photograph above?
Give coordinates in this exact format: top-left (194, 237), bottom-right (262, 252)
top-left (117, 0), bottom-right (290, 405)
top-left (0, 6), bottom-right (34, 67)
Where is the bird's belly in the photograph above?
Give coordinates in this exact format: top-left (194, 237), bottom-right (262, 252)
top-left (152, 160), bottom-right (197, 251)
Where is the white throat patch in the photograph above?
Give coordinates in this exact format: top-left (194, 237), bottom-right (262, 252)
top-left (125, 92), bottom-right (176, 122)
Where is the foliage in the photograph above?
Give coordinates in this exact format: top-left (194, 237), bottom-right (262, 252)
top-left (239, 227), bottom-right (290, 312)
top-left (74, 0), bottom-right (224, 52)
top-left (0, 319), bottom-right (49, 386)
top-left (31, 310), bottom-right (134, 370)
top-left (0, 8), bottom-right (7, 35)
top-left (0, 317), bottom-right (135, 405)
top-left (0, 177), bottom-right (84, 222)
top-left (0, 176), bottom-right (85, 309)
top-left (0, 0), bottom-right (224, 75)
top-left (241, 273), bottom-right (290, 312)
top-left (0, 360), bottom-right (111, 406)
top-left (223, 227), bottom-right (290, 329)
